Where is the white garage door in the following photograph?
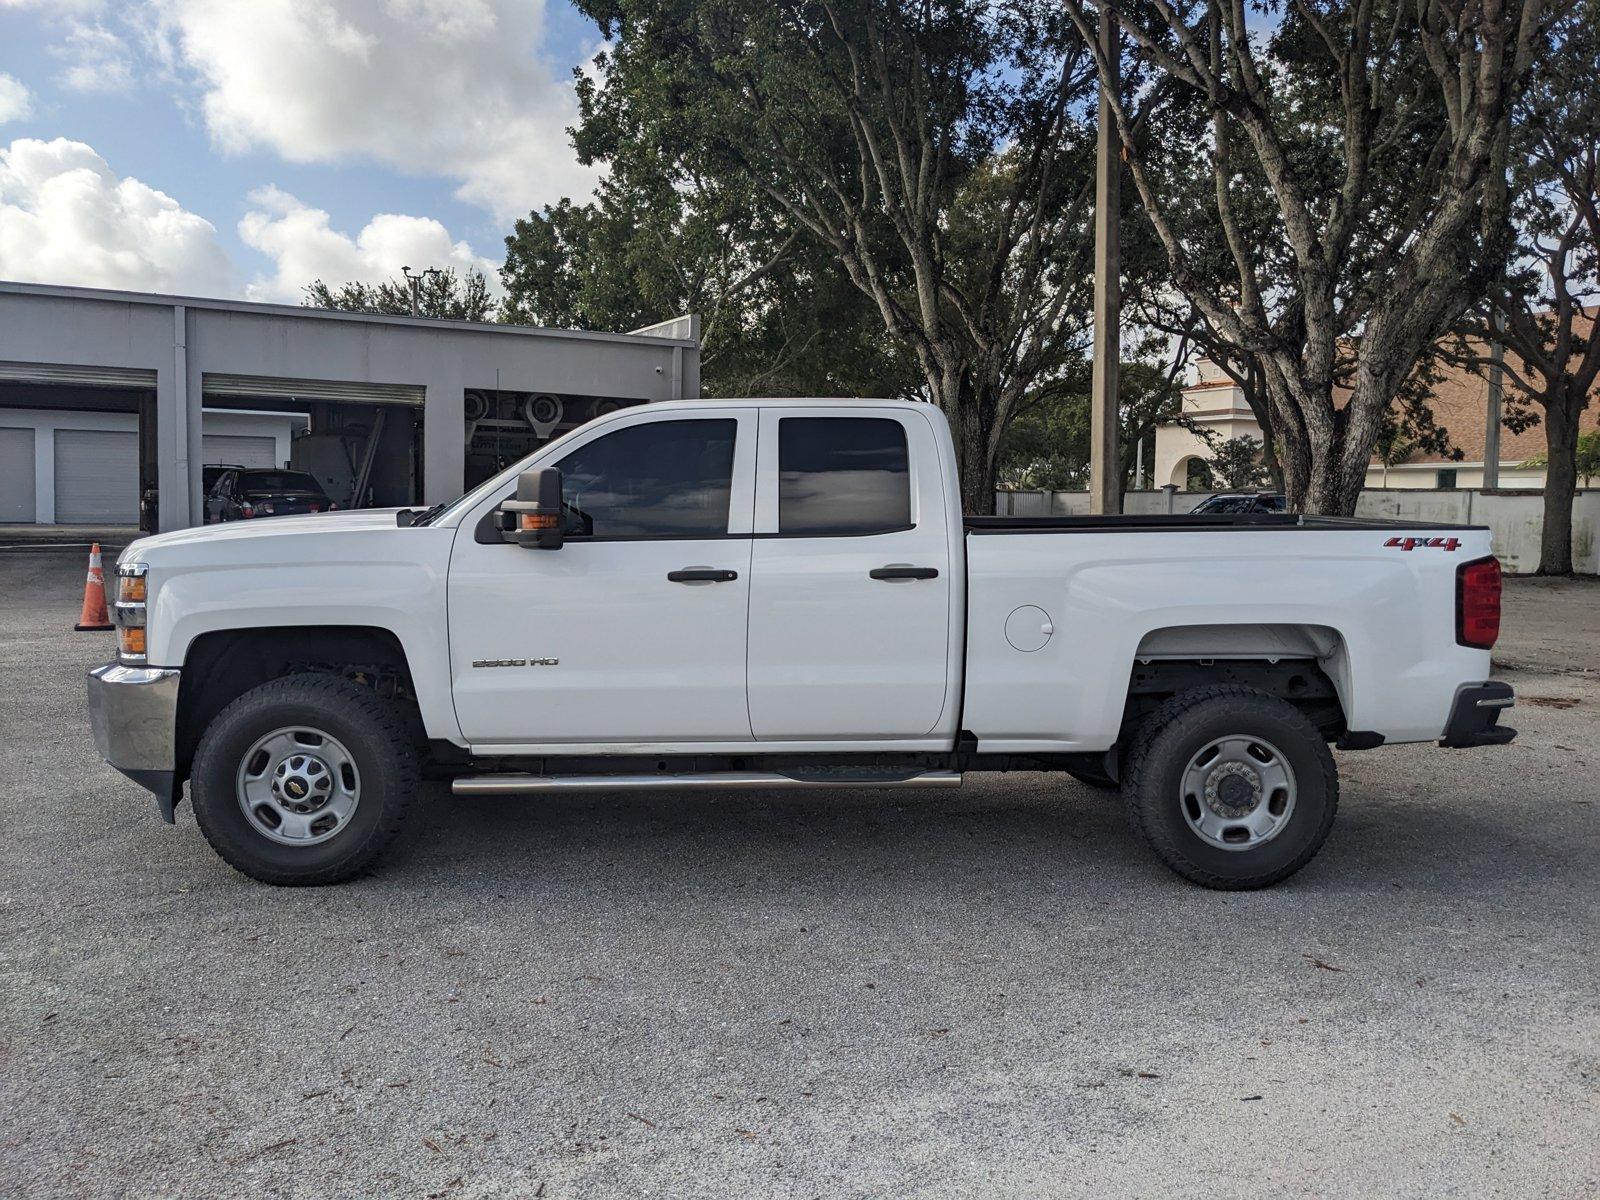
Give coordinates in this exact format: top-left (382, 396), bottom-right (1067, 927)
top-left (202, 433), bottom-right (277, 469)
top-left (54, 429), bottom-right (138, 524)
top-left (0, 428), bottom-right (35, 522)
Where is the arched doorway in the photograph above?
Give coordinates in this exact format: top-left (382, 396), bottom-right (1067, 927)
top-left (1170, 455), bottom-right (1214, 490)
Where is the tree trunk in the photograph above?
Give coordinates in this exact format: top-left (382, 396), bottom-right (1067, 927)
top-left (1539, 394), bottom-right (1579, 576)
top-left (1257, 367), bottom-right (1335, 514)
top-left (954, 403), bottom-right (998, 515)
top-left (936, 375), bottom-right (999, 516)
top-left (1239, 370), bottom-right (1285, 492)
top-left (1303, 450), bottom-right (1356, 516)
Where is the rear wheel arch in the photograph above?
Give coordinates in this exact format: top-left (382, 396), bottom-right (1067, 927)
top-left (1121, 622), bottom-right (1354, 741)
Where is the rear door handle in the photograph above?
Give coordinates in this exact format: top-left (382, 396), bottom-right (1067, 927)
top-left (869, 564), bottom-right (940, 581)
top-left (668, 567), bottom-right (739, 583)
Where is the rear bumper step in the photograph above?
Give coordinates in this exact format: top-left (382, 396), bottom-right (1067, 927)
top-left (452, 770), bottom-right (963, 796)
top-left (1440, 681), bottom-right (1517, 748)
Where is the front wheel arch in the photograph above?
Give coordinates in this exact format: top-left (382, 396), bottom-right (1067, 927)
top-left (175, 625), bottom-right (420, 782)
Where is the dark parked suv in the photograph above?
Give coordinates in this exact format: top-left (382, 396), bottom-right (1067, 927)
top-left (1190, 492), bottom-right (1285, 515)
top-left (205, 469), bottom-right (336, 523)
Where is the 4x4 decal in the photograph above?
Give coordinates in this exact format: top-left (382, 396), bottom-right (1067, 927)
top-left (1384, 536), bottom-right (1461, 551)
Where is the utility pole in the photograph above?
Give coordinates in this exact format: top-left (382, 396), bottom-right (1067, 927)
top-left (401, 265), bottom-right (441, 318)
top-left (1483, 307), bottom-right (1505, 490)
top-left (1089, 6), bottom-right (1122, 515)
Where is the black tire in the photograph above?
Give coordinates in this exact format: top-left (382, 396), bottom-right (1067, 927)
top-left (190, 673), bottom-right (419, 886)
top-left (1123, 686), bottom-right (1338, 890)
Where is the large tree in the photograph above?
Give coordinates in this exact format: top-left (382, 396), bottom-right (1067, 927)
top-left (501, 188), bottom-right (918, 399)
top-left (1448, 1), bottom-right (1599, 573)
top-left (1065, 0), bottom-right (1555, 514)
top-left (997, 360), bottom-right (1194, 491)
top-left (570, 0), bottom-right (1115, 512)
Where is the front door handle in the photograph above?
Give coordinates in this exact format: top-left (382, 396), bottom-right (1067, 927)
top-left (869, 564), bottom-right (940, 581)
top-left (668, 567), bottom-right (739, 584)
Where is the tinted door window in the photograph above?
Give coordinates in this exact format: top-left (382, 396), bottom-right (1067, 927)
top-left (554, 418), bottom-right (736, 538)
top-left (778, 417), bottom-right (910, 535)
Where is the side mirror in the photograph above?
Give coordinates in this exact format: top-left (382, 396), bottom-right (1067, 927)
top-left (497, 467), bottom-right (564, 549)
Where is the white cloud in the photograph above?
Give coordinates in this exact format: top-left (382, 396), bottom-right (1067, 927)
top-left (55, 22), bottom-right (136, 93)
top-left (0, 1), bottom-right (136, 93)
top-left (0, 0), bottom-right (105, 10)
top-left (0, 74), bottom-right (33, 124)
top-left (0, 136), bottom-right (234, 293)
top-left (238, 185), bottom-right (500, 303)
top-left (153, 0), bottom-right (598, 222)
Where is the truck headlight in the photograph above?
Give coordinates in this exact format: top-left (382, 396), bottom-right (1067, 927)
top-left (114, 562), bottom-right (149, 664)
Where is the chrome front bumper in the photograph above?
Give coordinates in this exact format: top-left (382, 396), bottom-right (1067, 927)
top-left (87, 663), bottom-right (182, 821)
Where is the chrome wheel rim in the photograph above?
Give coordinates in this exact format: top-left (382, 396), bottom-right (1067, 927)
top-left (1179, 735), bottom-right (1296, 851)
top-left (236, 726), bottom-right (360, 847)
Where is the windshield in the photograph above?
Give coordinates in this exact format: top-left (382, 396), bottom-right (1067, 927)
top-left (241, 471), bottom-right (325, 493)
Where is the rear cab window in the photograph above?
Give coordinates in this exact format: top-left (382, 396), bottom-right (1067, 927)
top-left (777, 417), bottom-right (911, 535)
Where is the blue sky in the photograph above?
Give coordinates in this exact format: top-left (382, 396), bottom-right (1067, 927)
top-left (0, 0), bottom-right (604, 301)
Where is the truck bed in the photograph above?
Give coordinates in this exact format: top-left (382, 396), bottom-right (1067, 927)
top-left (964, 513), bottom-right (1487, 533)
top-left (958, 515), bottom-right (1498, 753)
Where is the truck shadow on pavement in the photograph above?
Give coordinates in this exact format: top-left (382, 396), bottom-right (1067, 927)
top-left (358, 771), bottom-right (1581, 902)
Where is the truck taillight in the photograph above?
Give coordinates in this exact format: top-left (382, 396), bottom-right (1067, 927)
top-left (1456, 556), bottom-right (1502, 649)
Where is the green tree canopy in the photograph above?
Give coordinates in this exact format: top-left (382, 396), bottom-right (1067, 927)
top-left (303, 268), bottom-right (494, 321)
top-left (564, 0), bottom-right (1121, 511)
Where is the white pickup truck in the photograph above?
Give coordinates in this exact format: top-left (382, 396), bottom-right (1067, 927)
top-left (89, 398), bottom-right (1515, 889)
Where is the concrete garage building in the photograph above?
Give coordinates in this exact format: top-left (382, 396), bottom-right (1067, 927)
top-left (0, 281), bottom-right (699, 531)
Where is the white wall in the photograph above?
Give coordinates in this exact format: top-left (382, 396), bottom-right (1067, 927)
top-left (1364, 462), bottom-right (1548, 490)
top-left (995, 489), bottom-right (1221, 517)
top-left (1356, 488), bottom-right (1600, 575)
top-left (0, 407), bottom-right (306, 524)
top-left (199, 408), bottom-right (310, 466)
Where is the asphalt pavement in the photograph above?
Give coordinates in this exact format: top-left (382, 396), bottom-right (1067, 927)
top-left (1, 546), bottom-right (1596, 1198)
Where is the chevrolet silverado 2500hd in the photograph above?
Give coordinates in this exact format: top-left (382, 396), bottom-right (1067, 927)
top-left (88, 399), bottom-right (1515, 889)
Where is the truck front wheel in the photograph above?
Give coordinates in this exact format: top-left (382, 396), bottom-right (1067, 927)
top-left (1122, 687), bottom-right (1338, 890)
top-left (190, 674), bottom-right (419, 885)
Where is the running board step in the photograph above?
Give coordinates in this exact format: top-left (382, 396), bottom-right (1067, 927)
top-left (451, 769), bottom-right (963, 796)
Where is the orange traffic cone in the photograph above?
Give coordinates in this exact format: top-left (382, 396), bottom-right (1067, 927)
top-left (75, 542), bottom-right (114, 632)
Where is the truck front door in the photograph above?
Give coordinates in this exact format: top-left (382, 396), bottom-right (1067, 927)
top-left (448, 408), bottom-right (757, 746)
top-left (745, 407), bottom-right (955, 741)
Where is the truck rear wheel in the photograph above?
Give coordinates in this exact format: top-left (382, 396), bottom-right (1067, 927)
top-left (190, 674), bottom-right (419, 886)
top-left (1122, 686), bottom-right (1338, 890)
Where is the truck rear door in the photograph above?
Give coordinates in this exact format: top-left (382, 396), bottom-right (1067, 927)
top-left (745, 407), bottom-right (953, 740)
